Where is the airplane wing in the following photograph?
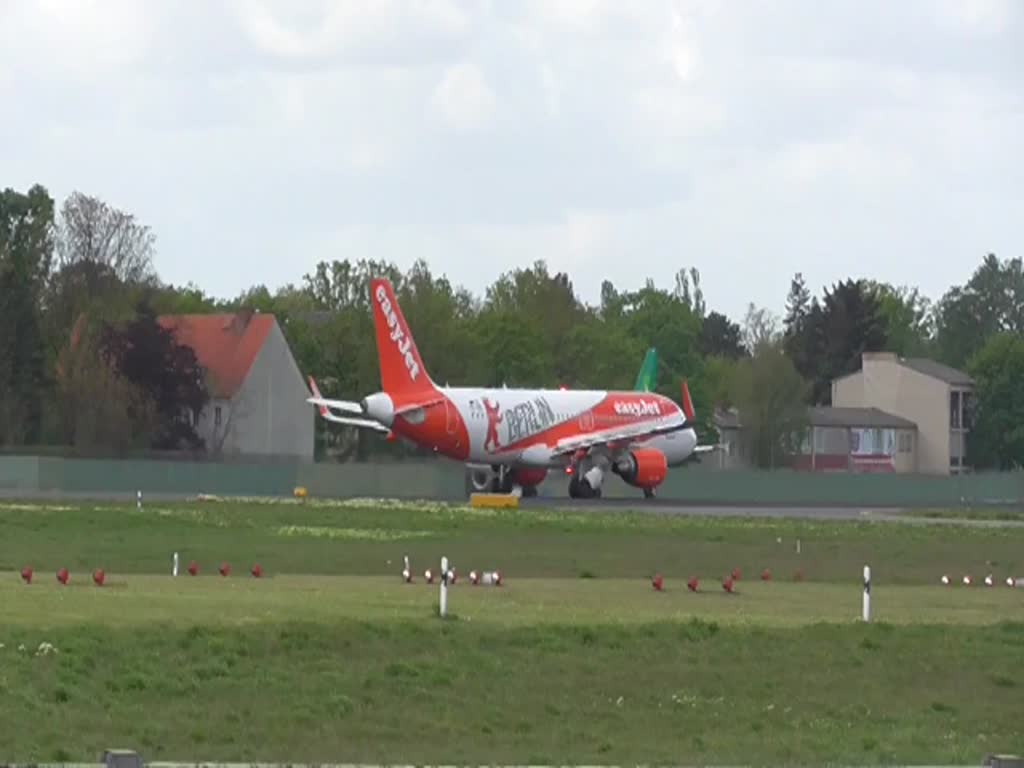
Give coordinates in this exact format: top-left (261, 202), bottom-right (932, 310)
top-left (549, 414), bottom-right (690, 458)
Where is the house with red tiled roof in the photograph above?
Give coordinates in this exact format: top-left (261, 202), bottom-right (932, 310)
top-left (157, 310), bottom-right (313, 459)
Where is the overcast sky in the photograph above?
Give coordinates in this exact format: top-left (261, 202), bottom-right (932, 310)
top-left (2, 0), bottom-right (1021, 321)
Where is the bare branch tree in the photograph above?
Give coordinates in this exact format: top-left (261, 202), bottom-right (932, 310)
top-left (742, 302), bottom-right (781, 354)
top-left (56, 191), bottom-right (156, 285)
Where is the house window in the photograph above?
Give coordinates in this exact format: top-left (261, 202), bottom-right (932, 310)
top-left (215, 406), bottom-right (222, 427)
top-left (950, 391), bottom-right (961, 429)
top-left (961, 391), bottom-right (974, 430)
top-left (898, 432), bottom-right (912, 453)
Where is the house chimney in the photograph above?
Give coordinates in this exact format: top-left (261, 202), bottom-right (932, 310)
top-left (231, 308), bottom-right (254, 333)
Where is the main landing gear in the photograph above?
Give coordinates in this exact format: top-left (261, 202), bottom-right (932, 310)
top-left (568, 464), bottom-right (604, 499)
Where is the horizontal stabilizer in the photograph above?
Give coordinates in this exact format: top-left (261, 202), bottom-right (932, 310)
top-left (319, 413), bottom-right (391, 433)
top-left (306, 395), bottom-right (364, 415)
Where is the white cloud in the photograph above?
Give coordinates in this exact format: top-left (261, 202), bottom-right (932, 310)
top-left (1, 0), bottom-right (1020, 320)
top-left (932, 0), bottom-right (1013, 35)
top-left (0, 0), bottom-right (154, 81)
top-left (229, 0), bottom-right (470, 63)
top-left (432, 61), bottom-right (498, 132)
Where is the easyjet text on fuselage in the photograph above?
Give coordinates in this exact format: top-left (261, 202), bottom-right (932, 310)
top-left (613, 399), bottom-right (662, 417)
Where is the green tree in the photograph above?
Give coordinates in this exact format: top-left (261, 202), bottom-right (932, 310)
top-left (560, 318), bottom-right (644, 390)
top-left (0, 184), bottom-right (56, 444)
top-left (700, 310), bottom-right (746, 359)
top-left (485, 260), bottom-right (586, 383)
top-left (702, 355), bottom-right (739, 409)
top-left (729, 340), bottom-right (809, 468)
top-left (782, 272), bottom-right (816, 382)
top-left (935, 253), bottom-right (1024, 369)
top-left (470, 308), bottom-right (552, 387)
top-left (866, 281), bottom-right (935, 357)
top-left (808, 279), bottom-right (888, 404)
top-left (966, 333), bottom-right (1024, 469)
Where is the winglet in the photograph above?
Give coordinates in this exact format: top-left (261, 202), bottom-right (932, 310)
top-left (680, 379), bottom-right (696, 422)
top-left (308, 375), bottom-right (329, 417)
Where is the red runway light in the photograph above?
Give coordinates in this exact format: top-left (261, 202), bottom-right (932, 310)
top-left (219, 563), bottom-right (230, 577)
top-left (722, 577), bottom-right (735, 593)
top-left (20, 566), bottom-right (32, 584)
top-left (93, 569), bottom-right (106, 586)
top-left (188, 561), bottom-right (199, 576)
top-left (761, 569), bottom-right (772, 581)
top-left (57, 568), bottom-right (69, 585)
top-left (652, 573), bottom-right (664, 591)
top-left (251, 564), bottom-right (263, 578)
top-left (687, 577), bottom-right (699, 592)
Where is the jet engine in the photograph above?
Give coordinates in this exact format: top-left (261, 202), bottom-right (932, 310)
top-left (511, 467), bottom-right (548, 490)
top-left (612, 447), bottom-right (668, 489)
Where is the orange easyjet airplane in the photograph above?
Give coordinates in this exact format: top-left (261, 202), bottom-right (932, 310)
top-left (307, 278), bottom-right (716, 499)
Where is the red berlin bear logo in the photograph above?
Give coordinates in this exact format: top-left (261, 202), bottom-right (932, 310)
top-left (482, 398), bottom-right (502, 451)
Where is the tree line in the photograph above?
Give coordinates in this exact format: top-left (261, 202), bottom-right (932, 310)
top-left (2, 183), bottom-right (1022, 468)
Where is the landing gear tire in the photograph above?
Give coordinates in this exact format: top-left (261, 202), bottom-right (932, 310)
top-left (643, 487), bottom-right (655, 499)
top-left (521, 484), bottom-right (538, 498)
top-left (568, 476), bottom-right (601, 499)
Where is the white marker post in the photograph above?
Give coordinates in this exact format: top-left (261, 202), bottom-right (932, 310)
top-left (862, 565), bottom-right (871, 622)
top-left (137, 490), bottom-right (142, 510)
top-left (439, 556), bottom-right (449, 618)
top-left (173, 551), bottom-right (179, 577)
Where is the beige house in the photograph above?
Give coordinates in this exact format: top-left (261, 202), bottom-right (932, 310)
top-left (831, 352), bottom-right (974, 474)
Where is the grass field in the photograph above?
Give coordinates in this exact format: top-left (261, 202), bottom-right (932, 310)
top-left (2, 497), bottom-right (1024, 764)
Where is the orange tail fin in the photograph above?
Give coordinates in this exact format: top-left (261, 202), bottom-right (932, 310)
top-left (680, 379), bottom-right (696, 422)
top-left (369, 278), bottom-right (437, 398)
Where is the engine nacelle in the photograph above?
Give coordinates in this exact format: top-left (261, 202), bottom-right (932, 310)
top-left (361, 392), bottom-right (395, 426)
top-left (511, 467), bottom-right (548, 488)
top-left (613, 447), bottom-right (668, 489)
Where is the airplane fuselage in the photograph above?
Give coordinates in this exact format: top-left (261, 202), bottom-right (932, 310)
top-left (373, 385), bottom-right (698, 469)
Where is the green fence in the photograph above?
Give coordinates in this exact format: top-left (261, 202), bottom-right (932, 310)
top-left (0, 454), bottom-right (1022, 508)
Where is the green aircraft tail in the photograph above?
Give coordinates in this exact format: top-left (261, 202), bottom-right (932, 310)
top-left (633, 348), bottom-right (658, 391)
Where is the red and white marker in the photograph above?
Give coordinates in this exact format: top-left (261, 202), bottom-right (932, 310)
top-left (424, 569), bottom-right (434, 584)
